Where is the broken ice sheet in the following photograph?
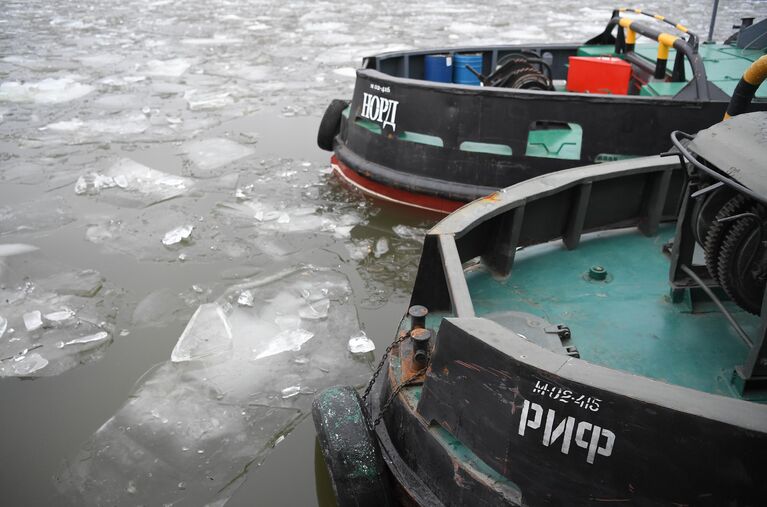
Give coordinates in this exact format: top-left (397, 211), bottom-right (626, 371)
top-left (180, 138), bottom-right (256, 177)
top-left (171, 304), bottom-right (233, 363)
top-left (0, 250), bottom-right (120, 378)
top-left (74, 158), bottom-right (194, 207)
top-left (0, 78), bottom-right (94, 104)
top-left (57, 267), bottom-right (372, 505)
top-left (0, 196), bottom-right (75, 237)
top-left (144, 58), bottom-right (192, 77)
top-left (86, 204), bottom-right (256, 263)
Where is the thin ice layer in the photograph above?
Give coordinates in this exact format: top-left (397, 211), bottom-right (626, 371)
top-left (0, 250), bottom-right (120, 378)
top-left (57, 267), bottom-right (372, 505)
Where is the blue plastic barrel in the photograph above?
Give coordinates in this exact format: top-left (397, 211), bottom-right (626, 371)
top-left (453, 53), bottom-right (483, 85)
top-left (424, 54), bottom-right (452, 83)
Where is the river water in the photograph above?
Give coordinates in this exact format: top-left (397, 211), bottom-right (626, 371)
top-left (1, 1), bottom-right (764, 505)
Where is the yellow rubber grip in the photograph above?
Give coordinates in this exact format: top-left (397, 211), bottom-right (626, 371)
top-left (626, 28), bottom-right (637, 44)
top-left (675, 23), bottom-right (688, 33)
top-left (619, 7), bottom-right (627, 12)
top-left (658, 33), bottom-right (678, 48)
top-left (654, 14), bottom-right (665, 21)
top-left (634, 9), bottom-right (642, 14)
top-left (743, 55), bottom-right (767, 86)
top-left (619, 18), bottom-right (633, 29)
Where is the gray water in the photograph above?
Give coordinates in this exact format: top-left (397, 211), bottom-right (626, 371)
top-left (1, 1), bottom-right (765, 505)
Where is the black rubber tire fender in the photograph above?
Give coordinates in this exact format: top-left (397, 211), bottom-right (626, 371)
top-left (312, 385), bottom-right (392, 507)
top-left (317, 99), bottom-right (349, 151)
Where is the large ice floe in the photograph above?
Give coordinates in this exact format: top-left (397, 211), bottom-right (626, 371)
top-left (0, 245), bottom-right (123, 378)
top-left (0, 78), bottom-right (94, 104)
top-left (56, 267), bottom-right (373, 505)
top-left (74, 158), bottom-right (195, 208)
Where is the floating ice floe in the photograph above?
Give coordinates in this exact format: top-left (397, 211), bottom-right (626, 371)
top-left (144, 58), bottom-right (192, 77)
top-left (183, 89), bottom-right (235, 111)
top-left (161, 225), bottom-right (194, 246)
top-left (392, 224), bottom-right (428, 241)
top-left (74, 158), bottom-right (194, 207)
top-left (332, 67), bottom-right (357, 78)
top-left (0, 196), bottom-right (75, 237)
top-left (0, 78), bottom-right (94, 104)
top-left (0, 243), bottom-right (39, 257)
top-left (181, 35), bottom-right (244, 45)
top-left (374, 237), bottom-right (389, 258)
top-left (171, 304), bottom-right (233, 363)
top-left (131, 288), bottom-right (201, 329)
top-left (0, 250), bottom-right (121, 378)
top-left (42, 113), bottom-right (150, 137)
top-left (180, 138), bottom-right (255, 175)
top-left (348, 330), bottom-right (376, 355)
top-left (57, 267), bottom-right (372, 505)
top-left (217, 200), bottom-right (360, 238)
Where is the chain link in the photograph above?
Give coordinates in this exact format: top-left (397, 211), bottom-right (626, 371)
top-left (371, 366), bottom-right (427, 428)
top-left (361, 312), bottom-right (408, 403)
top-left (359, 313), bottom-right (432, 429)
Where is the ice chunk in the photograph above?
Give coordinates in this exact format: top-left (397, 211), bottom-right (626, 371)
top-left (43, 113), bottom-right (150, 136)
top-left (161, 225), bottom-right (194, 246)
top-left (183, 90), bottom-right (234, 111)
top-left (345, 240), bottom-right (371, 261)
top-left (0, 244), bottom-right (39, 257)
top-left (47, 269), bottom-right (104, 297)
top-left (171, 304), bottom-right (233, 363)
top-left (59, 331), bottom-right (110, 348)
top-left (0, 78), bottom-right (94, 104)
top-left (252, 328), bottom-right (313, 360)
top-left (280, 385), bottom-right (300, 399)
top-left (9, 352), bottom-right (49, 376)
top-left (23, 310), bottom-right (43, 331)
top-left (0, 253), bottom-right (121, 379)
top-left (236, 290), bottom-right (254, 307)
top-left (43, 309), bottom-right (76, 327)
top-left (74, 172), bottom-right (117, 195)
top-left (144, 58), bottom-right (191, 77)
top-left (0, 316), bottom-right (7, 339)
top-left (181, 138), bottom-right (255, 175)
top-left (298, 298), bottom-right (329, 320)
top-left (374, 237), bottom-right (389, 258)
top-left (75, 159), bottom-right (193, 207)
top-left (181, 35), bottom-right (243, 45)
top-left (348, 331), bottom-right (376, 355)
top-left (392, 224), bottom-right (427, 241)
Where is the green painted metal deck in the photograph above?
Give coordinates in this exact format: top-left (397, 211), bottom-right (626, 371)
top-left (578, 42), bottom-right (767, 98)
top-left (463, 225), bottom-right (762, 400)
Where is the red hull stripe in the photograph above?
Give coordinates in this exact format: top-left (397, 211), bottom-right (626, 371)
top-left (330, 155), bottom-right (464, 214)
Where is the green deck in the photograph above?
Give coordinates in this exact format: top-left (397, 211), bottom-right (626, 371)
top-left (578, 43), bottom-right (767, 98)
top-left (463, 225), bottom-right (762, 400)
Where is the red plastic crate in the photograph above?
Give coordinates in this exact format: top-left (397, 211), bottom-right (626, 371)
top-left (566, 56), bottom-right (632, 95)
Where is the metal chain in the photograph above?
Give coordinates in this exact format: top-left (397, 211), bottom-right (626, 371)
top-left (361, 334), bottom-right (407, 403)
top-left (360, 312), bottom-right (408, 403)
top-left (360, 312), bottom-right (431, 428)
top-left (371, 366), bottom-right (428, 428)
